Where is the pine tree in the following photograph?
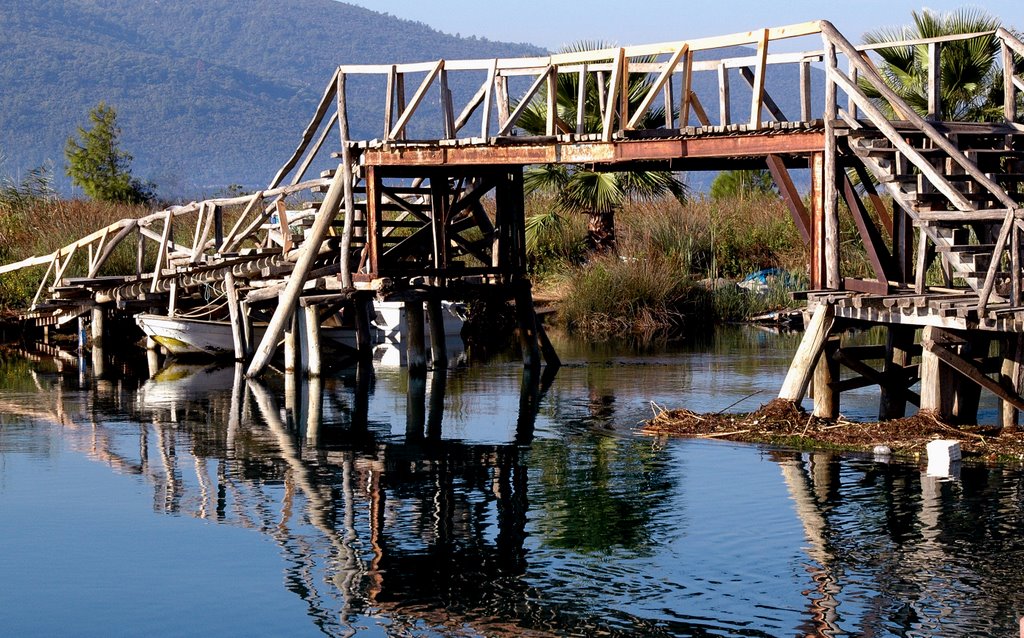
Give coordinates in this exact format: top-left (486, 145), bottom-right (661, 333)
top-left (65, 102), bottom-right (152, 204)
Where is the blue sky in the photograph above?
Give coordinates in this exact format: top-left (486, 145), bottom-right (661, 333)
top-left (344, 1), bottom-right (1020, 51)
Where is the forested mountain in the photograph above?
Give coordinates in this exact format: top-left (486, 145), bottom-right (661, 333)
top-left (0, 0), bottom-right (543, 195)
top-left (0, 1), bottom-right (820, 197)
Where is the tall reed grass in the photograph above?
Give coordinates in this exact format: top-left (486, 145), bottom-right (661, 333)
top-left (526, 193), bottom-right (817, 340)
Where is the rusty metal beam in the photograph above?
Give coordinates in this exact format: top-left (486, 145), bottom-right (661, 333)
top-left (362, 131), bottom-right (825, 167)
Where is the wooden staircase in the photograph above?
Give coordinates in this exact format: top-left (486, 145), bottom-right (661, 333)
top-left (847, 125), bottom-right (1024, 294)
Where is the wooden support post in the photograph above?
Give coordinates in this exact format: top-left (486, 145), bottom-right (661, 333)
top-left (951, 335), bottom-right (987, 424)
top-left (353, 295), bottom-right (374, 363)
top-left (1003, 41), bottom-right (1018, 123)
top-left (919, 326), bottom-right (956, 421)
top-left (926, 41), bottom-right (941, 120)
top-left (306, 376), bottom-right (322, 446)
top-left (809, 152), bottom-right (826, 289)
top-left (224, 271), bottom-right (246, 361)
top-left (405, 301), bottom-right (427, 374)
top-left (812, 337), bottom-right (841, 419)
top-left (822, 39), bottom-right (840, 289)
top-left (879, 325), bottom-right (916, 420)
top-left (426, 298), bottom-right (447, 369)
top-left (999, 334), bottom-right (1024, 432)
top-left (779, 304), bottom-right (834, 402)
top-left (514, 282), bottom-right (541, 370)
top-left (150, 210), bottom-right (172, 294)
top-left (430, 176), bottom-right (450, 283)
top-left (246, 163), bottom-right (347, 378)
top-left (213, 205), bottom-right (224, 252)
top-left (91, 306), bottom-right (105, 350)
top-left (893, 205), bottom-right (914, 283)
top-left (241, 301), bottom-right (254, 359)
top-left (303, 303), bottom-right (322, 377)
top-left (284, 309), bottom-right (299, 374)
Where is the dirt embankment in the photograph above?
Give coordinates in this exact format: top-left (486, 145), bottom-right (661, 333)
top-left (642, 398), bottom-right (1024, 463)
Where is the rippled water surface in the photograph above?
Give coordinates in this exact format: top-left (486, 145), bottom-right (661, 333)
top-left (1, 327), bottom-right (1023, 637)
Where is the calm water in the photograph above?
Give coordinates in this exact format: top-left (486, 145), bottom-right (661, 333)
top-left (1, 327), bottom-right (1023, 637)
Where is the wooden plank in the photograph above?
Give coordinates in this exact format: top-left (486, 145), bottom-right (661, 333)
top-left (266, 69), bottom-right (338, 191)
top-left (388, 59), bottom-right (444, 141)
top-left (150, 211), bottom-right (173, 294)
top-left (439, 67), bottom-right (455, 138)
top-left (481, 59), bottom-right (497, 142)
top-left (576, 63), bottom-right (588, 134)
top-left (497, 65), bottom-right (554, 136)
top-left (800, 60), bottom-right (811, 122)
top-left (842, 172), bottom-right (895, 283)
top-left (977, 208), bottom-right (1015, 315)
top-left (384, 64), bottom-right (396, 139)
top-left (1003, 41), bottom-right (1018, 123)
top-left (823, 39), bottom-right (840, 289)
top-left (680, 51), bottom-right (693, 127)
top-left (627, 44), bottom-right (688, 129)
top-left (602, 50), bottom-right (625, 141)
top-left (926, 41), bottom-right (941, 120)
top-left (739, 66), bottom-right (786, 121)
top-left (717, 62), bottom-right (730, 126)
top-left (689, 92), bottom-right (711, 127)
top-left (748, 29), bottom-right (770, 127)
top-left (275, 200), bottom-right (292, 253)
top-left (546, 64), bottom-right (558, 136)
top-left (246, 165), bottom-right (349, 378)
top-left (337, 73), bottom-right (358, 290)
top-left (778, 303), bottom-right (834, 402)
top-left (809, 152), bottom-right (826, 289)
top-left (87, 219), bottom-right (137, 278)
top-left (765, 154), bottom-right (810, 243)
top-left (852, 163), bottom-right (893, 238)
top-left (495, 74), bottom-right (510, 131)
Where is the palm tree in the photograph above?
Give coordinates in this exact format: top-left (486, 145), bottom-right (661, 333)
top-left (519, 43), bottom-right (686, 253)
top-left (861, 8), bottom-right (1004, 121)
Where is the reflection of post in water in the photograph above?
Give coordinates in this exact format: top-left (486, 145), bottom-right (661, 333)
top-left (776, 452), bottom-right (842, 636)
top-left (406, 373), bottom-right (427, 442)
top-left (247, 378), bottom-right (369, 620)
top-left (427, 369), bottom-right (446, 440)
top-left (352, 360), bottom-right (372, 434)
top-left (517, 364), bottom-right (558, 445)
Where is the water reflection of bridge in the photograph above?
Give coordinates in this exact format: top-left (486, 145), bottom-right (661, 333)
top-left (6, 343), bottom-right (1024, 636)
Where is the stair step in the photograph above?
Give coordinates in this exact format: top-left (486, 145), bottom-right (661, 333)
top-left (936, 244), bottom-right (996, 253)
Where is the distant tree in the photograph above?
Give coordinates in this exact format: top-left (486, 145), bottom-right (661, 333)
top-left (709, 169), bottom-right (775, 200)
top-left (65, 102), bottom-right (153, 204)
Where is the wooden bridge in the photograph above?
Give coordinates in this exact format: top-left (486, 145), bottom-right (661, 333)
top-left (3, 20), bottom-right (1024, 427)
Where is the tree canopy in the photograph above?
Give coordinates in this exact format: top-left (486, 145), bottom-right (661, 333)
top-left (862, 8), bottom-right (1008, 121)
top-left (519, 42), bottom-right (686, 252)
top-left (64, 102), bottom-right (153, 204)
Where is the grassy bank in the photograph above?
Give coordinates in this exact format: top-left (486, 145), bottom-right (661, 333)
top-left (527, 193), bottom-right (827, 340)
top-left (0, 173), bottom-right (150, 311)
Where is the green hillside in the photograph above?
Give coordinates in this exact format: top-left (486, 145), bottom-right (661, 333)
top-left (0, 0), bottom-right (544, 195)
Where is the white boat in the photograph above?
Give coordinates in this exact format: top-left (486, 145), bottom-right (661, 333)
top-left (135, 300), bottom-right (465, 360)
top-left (135, 314), bottom-right (357, 357)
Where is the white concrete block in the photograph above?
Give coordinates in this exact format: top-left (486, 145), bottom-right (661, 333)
top-left (926, 439), bottom-right (961, 477)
